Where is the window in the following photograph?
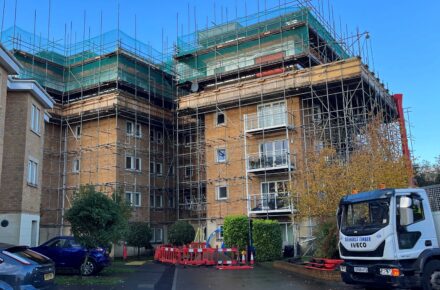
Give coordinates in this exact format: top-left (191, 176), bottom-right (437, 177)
top-left (185, 166), bottom-right (193, 178)
top-left (73, 159), bottom-right (80, 173)
top-left (150, 194), bottom-right (154, 208)
top-left (216, 225), bottom-right (224, 240)
top-left (150, 130), bottom-right (155, 142)
top-left (185, 135), bottom-right (192, 144)
top-left (30, 104), bottom-right (40, 134)
top-left (150, 162), bottom-right (155, 174)
top-left (156, 163), bottom-right (163, 176)
top-left (155, 195), bottom-right (163, 208)
top-left (169, 165), bottom-right (174, 176)
top-left (27, 159), bottom-right (38, 186)
top-left (127, 121), bottom-right (141, 137)
top-left (216, 148), bottom-right (227, 163)
top-left (150, 228), bottom-right (163, 243)
top-left (125, 192), bottom-right (141, 207)
top-left (125, 156), bottom-right (141, 171)
top-left (168, 194), bottom-right (175, 208)
top-left (75, 125), bottom-right (81, 139)
top-left (257, 101), bottom-right (286, 128)
top-left (156, 131), bottom-right (163, 144)
top-left (216, 185), bottom-right (228, 200)
top-left (126, 121), bottom-right (133, 135)
top-left (216, 112), bottom-right (225, 126)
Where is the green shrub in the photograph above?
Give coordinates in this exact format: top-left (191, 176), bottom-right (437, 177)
top-left (253, 219), bottom-right (282, 261)
top-left (168, 221), bottom-right (195, 246)
top-left (126, 222), bottom-right (152, 256)
top-left (314, 219), bottom-right (339, 258)
top-left (223, 215), bottom-right (249, 251)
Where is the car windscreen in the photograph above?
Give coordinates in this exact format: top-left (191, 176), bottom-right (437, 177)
top-left (5, 247), bottom-right (51, 264)
top-left (341, 198), bottom-right (390, 235)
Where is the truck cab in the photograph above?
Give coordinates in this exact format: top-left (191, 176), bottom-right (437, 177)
top-left (338, 188), bottom-right (440, 289)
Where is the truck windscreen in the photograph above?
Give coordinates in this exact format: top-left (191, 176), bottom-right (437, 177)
top-left (341, 198), bottom-right (390, 235)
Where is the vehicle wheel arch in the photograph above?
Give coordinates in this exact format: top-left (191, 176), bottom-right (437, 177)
top-left (416, 249), bottom-right (440, 273)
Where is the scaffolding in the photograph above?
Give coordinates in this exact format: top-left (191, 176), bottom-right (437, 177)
top-left (174, 1), bottom-right (401, 246)
top-left (1, 26), bottom-right (177, 241)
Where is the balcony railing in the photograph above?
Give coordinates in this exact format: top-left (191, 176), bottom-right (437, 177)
top-left (244, 111), bottom-right (294, 133)
top-left (247, 150), bottom-right (292, 172)
top-left (248, 193), bottom-right (292, 214)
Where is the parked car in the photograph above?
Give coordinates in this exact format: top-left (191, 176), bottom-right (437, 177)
top-left (0, 243), bottom-right (55, 290)
top-left (32, 236), bottom-right (110, 276)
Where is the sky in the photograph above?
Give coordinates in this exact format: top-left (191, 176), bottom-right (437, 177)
top-left (1, 0), bottom-right (438, 163)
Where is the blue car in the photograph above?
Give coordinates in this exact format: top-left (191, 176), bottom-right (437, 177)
top-left (0, 243), bottom-right (55, 290)
top-left (32, 236), bottom-right (111, 276)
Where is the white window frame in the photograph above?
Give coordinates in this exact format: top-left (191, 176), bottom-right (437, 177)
top-left (216, 225), bottom-right (224, 240)
top-left (27, 159), bottom-right (38, 186)
top-left (127, 121), bottom-right (141, 138)
top-left (156, 163), bottom-right (163, 176)
top-left (155, 194), bottom-right (163, 208)
top-left (216, 148), bottom-right (227, 163)
top-left (168, 194), bottom-right (175, 208)
top-left (125, 192), bottom-right (141, 207)
top-left (75, 125), bottom-right (81, 139)
top-left (150, 161), bottom-right (155, 174)
top-left (257, 101), bottom-right (286, 128)
top-left (156, 130), bottom-right (163, 144)
top-left (125, 156), bottom-right (141, 171)
top-left (215, 111), bottom-right (226, 126)
top-left (151, 228), bottom-right (163, 243)
top-left (30, 104), bottom-right (40, 134)
top-left (216, 185), bottom-right (228, 200)
top-left (73, 159), bottom-right (80, 173)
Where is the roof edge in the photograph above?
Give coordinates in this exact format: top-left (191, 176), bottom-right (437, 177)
top-left (7, 77), bottom-right (54, 109)
top-left (0, 43), bottom-right (22, 74)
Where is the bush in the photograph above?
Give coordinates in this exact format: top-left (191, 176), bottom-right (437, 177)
top-left (253, 219), bottom-right (282, 262)
top-left (65, 186), bottom-right (129, 250)
top-left (168, 221), bottom-right (195, 246)
top-left (126, 222), bottom-right (152, 256)
top-left (223, 215), bottom-right (249, 251)
top-left (314, 219), bottom-right (339, 258)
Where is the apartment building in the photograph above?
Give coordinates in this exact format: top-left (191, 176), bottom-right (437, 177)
top-left (0, 5), bottom-right (405, 247)
top-left (1, 29), bottom-right (177, 244)
top-left (0, 44), bottom-right (54, 246)
top-left (175, 7), bottom-right (400, 246)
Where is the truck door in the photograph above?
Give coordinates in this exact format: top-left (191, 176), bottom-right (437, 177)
top-left (396, 194), bottom-right (431, 259)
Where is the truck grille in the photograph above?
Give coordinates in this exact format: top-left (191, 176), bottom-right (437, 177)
top-left (340, 241), bottom-right (385, 257)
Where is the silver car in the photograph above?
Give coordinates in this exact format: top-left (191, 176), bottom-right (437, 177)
top-left (0, 243), bottom-right (55, 290)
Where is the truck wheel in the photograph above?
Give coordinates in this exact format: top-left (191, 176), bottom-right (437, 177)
top-left (422, 260), bottom-right (440, 290)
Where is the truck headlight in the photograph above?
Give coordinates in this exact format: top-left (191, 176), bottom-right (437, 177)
top-left (380, 268), bottom-right (400, 276)
top-left (340, 265), bottom-right (347, 272)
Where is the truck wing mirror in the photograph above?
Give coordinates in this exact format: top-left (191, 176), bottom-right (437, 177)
top-left (400, 196), bottom-right (412, 208)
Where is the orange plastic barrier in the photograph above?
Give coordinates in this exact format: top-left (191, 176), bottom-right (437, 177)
top-left (154, 245), bottom-right (252, 269)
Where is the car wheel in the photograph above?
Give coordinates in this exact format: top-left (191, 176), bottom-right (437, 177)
top-left (422, 260), bottom-right (440, 290)
top-left (80, 259), bottom-right (96, 276)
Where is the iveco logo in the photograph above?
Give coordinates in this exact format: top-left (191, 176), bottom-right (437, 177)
top-left (351, 242), bottom-right (367, 248)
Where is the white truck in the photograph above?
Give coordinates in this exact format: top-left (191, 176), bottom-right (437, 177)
top-left (337, 186), bottom-right (440, 289)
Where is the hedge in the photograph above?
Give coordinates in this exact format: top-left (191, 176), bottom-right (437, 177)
top-left (223, 215), bottom-right (248, 251)
top-left (253, 219), bottom-right (282, 261)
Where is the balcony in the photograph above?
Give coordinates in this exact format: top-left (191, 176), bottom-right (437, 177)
top-left (246, 150), bottom-right (294, 173)
top-left (248, 193), bottom-right (293, 214)
top-left (244, 111), bottom-right (294, 133)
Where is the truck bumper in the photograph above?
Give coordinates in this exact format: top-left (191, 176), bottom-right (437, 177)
top-left (340, 261), bottom-right (421, 289)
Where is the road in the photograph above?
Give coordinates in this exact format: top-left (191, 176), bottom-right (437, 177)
top-left (172, 264), bottom-right (354, 290)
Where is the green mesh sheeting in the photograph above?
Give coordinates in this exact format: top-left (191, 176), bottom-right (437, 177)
top-left (1, 26), bottom-right (175, 100)
top-left (176, 7), bottom-right (351, 84)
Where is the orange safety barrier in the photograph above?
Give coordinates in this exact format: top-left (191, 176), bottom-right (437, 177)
top-left (154, 245), bottom-right (253, 270)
